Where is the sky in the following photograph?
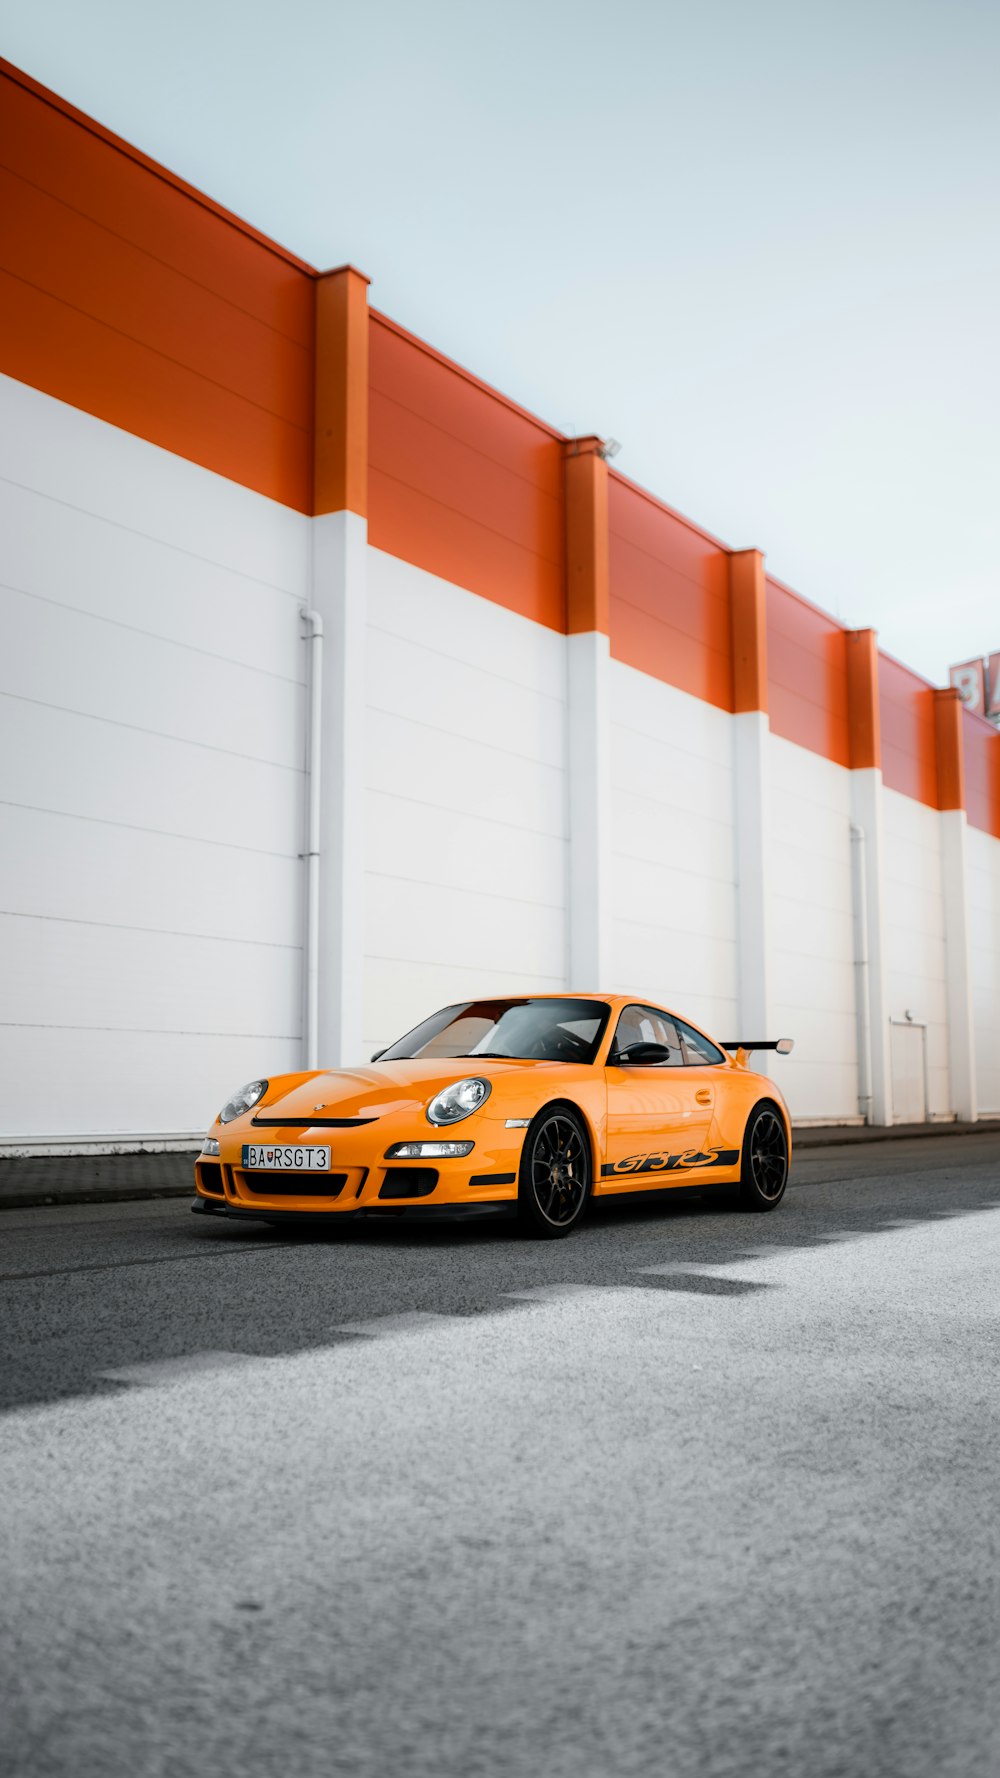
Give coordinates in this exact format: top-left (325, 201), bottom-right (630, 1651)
top-left (2, 0), bottom-right (997, 686)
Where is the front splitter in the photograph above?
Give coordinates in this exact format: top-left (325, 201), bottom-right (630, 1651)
top-left (190, 1196), bottom-right (517, 1224)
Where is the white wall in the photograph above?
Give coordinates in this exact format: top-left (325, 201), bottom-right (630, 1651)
top-left (5, 376), bottom-right (996, 1142)
top-left (766, 734), bottom-right (859, 1122)
top-left (607, 663), bottom-right (738, 1041)
top-left (0, 375), bottom-right (309, 1142)
top-left (363, 547), bottom-right (569, 1055)
top-left (882, 787), bottom-right (951, 1117)
top-left (967, 824), bottom-right (1000, 1115)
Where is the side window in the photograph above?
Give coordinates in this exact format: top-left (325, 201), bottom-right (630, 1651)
top-left (611, 1005), bottom-right (683, 1065)
top-left (675, 1019), bottom-right (726, 1066)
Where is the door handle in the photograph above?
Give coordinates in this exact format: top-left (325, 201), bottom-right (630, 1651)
top-left (695, 1089), bottom-right (712, 1105)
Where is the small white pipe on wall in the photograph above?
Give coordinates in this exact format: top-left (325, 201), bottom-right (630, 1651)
top-left (850, 821), bottom-right (873, 1122)
top-left (301, 607), bottom-right (324, 1070)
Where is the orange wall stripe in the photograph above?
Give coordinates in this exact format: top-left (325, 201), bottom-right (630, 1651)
top-left (878, 653), bottom-right (939, 809)
top-left (962, 709), bottom-right (1000, 838)
top-left (730, 551), bottom-right (768, 715)
top-left (369, 307), bottom-right (565, 442)
top-left (314, 267), bottom-right (370, 519)
top-left (0, 266), bottom-right (312, 510)
top-left (933, 688), bottom-right (966, 812)
top-left (0, 59), bottom-right (315, 291)
top-left (367, 312), bottom-right (565, 630)
top-left (0, 60), bottom-right (314, 510)
top-left (845, 629), bottom-right (881, 771)
top-left (0, 167), bottom-right (311, 430)
top-left (766, 576), bottom-right (850, 764)
top-left (564, 439), bottom-right (609, 635)
top-left (608, 474), bottom-right (733, 710)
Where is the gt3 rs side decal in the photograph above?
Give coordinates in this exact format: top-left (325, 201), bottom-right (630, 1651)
top-left (601, 1147), bottom-right (740, 1178)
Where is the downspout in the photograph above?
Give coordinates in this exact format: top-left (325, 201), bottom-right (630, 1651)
top-left (301, 607), bottom-right (324, 1069)
top-left (850, 822), bottom-right (872, 1122)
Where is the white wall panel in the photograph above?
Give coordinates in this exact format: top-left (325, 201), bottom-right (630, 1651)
top-left (365, 710), bottom-right (565, 839)
top-left (0, 804), bottom-right (301, 948)
top-left (0, 379), bottom-right (309, 1142)
top-left (365, 877), bottom-right (565, 980)
top-left (1, 690), bottom-right (303, 857)
top-left (363, 549), bottom-right (568, 1053)
top-left (883, 788), bottom-right (950, 1117)
top-left (608, 664), bottom-right (738, 1040)
top-left (0, 372), bottom-right (308, 595)
top-left (3, 585), bottom-right (304, 769)
top-left (369, 545), bottom-right (561, 699)
top-left (366, 792), bottom-right (565, 907)
top-left (2, 914), bottom-right (299, 1038)
top-left (0, 476), bottom-right (304, 682)
top-left (967, 825), bottom-right (1000, 1115)
top-left (0, 1028), bottom-right (300, 1142)
top-left (766, 735), bottom-right (858, 1122)
top-left (370, 627), bottom-right (565, 771)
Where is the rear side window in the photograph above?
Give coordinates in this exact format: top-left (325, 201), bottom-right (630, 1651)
top-left (611, 1005), bottom-right (683, 1065)
top-left (675, 1019), bottom-right (725, 1066)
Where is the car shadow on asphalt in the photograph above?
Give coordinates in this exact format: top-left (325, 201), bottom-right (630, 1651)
top-left (181, 1141), bottom-right (1000, 1279)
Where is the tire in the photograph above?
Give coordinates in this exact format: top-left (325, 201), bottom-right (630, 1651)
top-left (517, 1106), bottom-right (592, 1238)
top-left (739, 1102), bottom-right (789, 1211)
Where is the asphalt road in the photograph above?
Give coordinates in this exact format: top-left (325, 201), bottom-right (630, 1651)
top-left (1, 1134), bottom-right (999, 1777)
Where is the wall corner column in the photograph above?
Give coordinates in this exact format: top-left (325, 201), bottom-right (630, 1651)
top-left (728, 549), bottom-right (772, 1055)
top-left (309, 265), bottom-right (370, 1068)
top-left (846, 628), bottom-right (892, 1125)
top-left (934, 687), bottom-right (977, 1122)
top-left (564, 437), bottom-right (610, 988)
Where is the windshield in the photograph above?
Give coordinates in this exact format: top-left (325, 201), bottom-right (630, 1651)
top-left (379, 998), bottom-right (610, 1064)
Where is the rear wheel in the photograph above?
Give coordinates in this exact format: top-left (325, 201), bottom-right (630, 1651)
top-left (739, 1104), bottom-right (788, 1211)
top-left (518, 1108), bottom-right (591, 1238)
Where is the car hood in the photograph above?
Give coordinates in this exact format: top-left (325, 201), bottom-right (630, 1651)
top-left (254, 1057), bottom-right (550, 1124)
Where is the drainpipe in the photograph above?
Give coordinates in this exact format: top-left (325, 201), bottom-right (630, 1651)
top-left (301, 608), bottom-right (324, 1069)
top-left (850, 822), bottom-right (872, 1122)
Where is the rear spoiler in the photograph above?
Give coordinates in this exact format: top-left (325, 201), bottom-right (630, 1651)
top-left (722, 1039), bottom-right (794, 1056)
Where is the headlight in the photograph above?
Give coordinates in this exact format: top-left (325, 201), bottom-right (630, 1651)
top-left (386, 1140), bottom-right (474, 1158)
top-left (218, 1079), bottom-right (268, 1124)
top-left (426, 1078), bottom-right (492, 1126)
top-left (202, 1137), bottom-right (221, 1156)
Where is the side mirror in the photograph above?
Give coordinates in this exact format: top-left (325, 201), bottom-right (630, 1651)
top-left (616, 1041), bottom-right (675, 1066)
top-left (370, 1048), bottom-right (386, 1063)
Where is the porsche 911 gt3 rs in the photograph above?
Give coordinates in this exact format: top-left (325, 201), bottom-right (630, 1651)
top-left (192, 994), bottom-right (793, 1238)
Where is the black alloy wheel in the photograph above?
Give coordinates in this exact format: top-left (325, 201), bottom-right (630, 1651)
top-left (740, 1104), bottom-right (789, 1210)
top-left (519, 1108), bottom-right (591, 1237)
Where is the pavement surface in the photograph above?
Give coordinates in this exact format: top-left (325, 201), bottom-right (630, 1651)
top-left (1, 1134), bottom-right (999, 1777)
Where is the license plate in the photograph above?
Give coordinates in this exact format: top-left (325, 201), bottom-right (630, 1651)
top-left (241, 1144), bottom-right (330, 1171)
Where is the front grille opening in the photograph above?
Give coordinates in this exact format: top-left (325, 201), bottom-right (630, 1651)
top-left (237, 1171), bottom-right (347, 1198)
top-left (196, 1162), bottom-right (224, 1196)
top-left (379, 1168), bottom-right (438, 1200)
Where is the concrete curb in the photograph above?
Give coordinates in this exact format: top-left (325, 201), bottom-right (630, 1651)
top-left (2, 1120), bottom-right (999, 1210)
top-left (792, 1120), bottom-right (1000, 1149)
top-left (0, 1151), bottom-right (198, 1211)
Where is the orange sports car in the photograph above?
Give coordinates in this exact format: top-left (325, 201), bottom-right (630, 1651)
top-left (192, 995), bottom-right (793, 1238)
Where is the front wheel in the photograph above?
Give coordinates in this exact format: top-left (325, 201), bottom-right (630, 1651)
top-left (739, 1104), bottom-right (789, 1211)
top-left (518, 1108), bottom-right (591, 1238)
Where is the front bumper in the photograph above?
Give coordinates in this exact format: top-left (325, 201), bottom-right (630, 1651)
top-left (193, 1126), bottom-right (524, 1218)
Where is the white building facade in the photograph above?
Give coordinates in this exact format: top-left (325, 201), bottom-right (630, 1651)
top-left (2, 61), bottom-right (998, 1151)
